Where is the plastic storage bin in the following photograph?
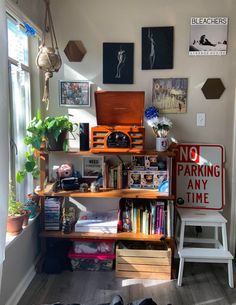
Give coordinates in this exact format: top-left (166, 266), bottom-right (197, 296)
top-left (68, 249), bottom-right (115, 271)
top-left (72, 238), bottom-right (115, 255)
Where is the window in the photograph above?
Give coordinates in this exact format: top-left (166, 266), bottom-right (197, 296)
top-left (8, 16), bottom-right (38, 202)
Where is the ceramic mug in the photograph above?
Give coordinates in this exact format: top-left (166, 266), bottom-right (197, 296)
top-left (156, 137), bottom-right (169, 152)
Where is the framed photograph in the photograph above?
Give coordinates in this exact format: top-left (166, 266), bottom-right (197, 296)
top-left (103, 42), bottom-right (134, 84)
top-left (189, 17), bottom-right (228, 56)
top-left (82, 156), bottom-right (104, 178)
top-left (152, 78), bottom-right (188, 113)
top-left (59, 80), bottom-right (90, 107)
top-left (142, 26), bottom-right (174, 70)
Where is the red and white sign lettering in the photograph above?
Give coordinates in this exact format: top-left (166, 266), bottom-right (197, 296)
top-left (176, 144), bottom-right (225, 210)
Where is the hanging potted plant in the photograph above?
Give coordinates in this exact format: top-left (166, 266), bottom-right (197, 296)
top-left (7, 183), bottom-right (25, 235)
top-left (16, 111), bottom-right (77, 183)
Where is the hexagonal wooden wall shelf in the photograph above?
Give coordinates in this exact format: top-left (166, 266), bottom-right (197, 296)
top-left (64, 40), bottom-right (87, 62)
top-left (201, 78), bottom-right (225, 99)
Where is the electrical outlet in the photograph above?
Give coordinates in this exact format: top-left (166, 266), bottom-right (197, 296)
top-left (196, 113), bottom-right (205, 127)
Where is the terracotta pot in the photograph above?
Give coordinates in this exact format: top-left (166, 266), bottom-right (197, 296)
top-left (7, 213), bottom-right (25, 235)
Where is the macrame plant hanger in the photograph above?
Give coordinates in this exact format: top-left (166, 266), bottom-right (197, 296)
top-left (36, 0), bottom-right (61, 110)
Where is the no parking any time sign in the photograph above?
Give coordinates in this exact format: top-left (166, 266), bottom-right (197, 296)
top-left (176, 144), bottom-right (225, 210)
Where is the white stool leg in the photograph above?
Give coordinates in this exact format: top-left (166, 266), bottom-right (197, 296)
top-left (179, 221), bottom-right (185, 251)
top-left (177, 257), bottom-right (184, 286)
top-left (228, 259), bottom-right (234, 288)
top-left (222, 223), bottom-right (228, 250)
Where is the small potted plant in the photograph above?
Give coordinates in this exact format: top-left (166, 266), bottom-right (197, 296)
top-left (16, 111), bottom-right (77, 183)
top-left (144, 106), bottom-right (173, 151)
top-left (7, 183), bottom-right (25, 235)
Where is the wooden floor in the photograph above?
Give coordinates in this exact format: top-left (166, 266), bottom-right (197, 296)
top-left (18, 261), bottom-right (236, 305)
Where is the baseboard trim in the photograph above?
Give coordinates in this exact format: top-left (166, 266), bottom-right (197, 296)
top-left (5, 254), bottom-right (42, 305)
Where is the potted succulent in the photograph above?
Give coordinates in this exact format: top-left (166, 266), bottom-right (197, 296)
top-left (7, 184), bottom-right (25, 235)
top-left (16, 111), bottom-right (77, 183)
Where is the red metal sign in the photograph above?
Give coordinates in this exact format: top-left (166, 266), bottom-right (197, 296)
top-left (176, 144), bottom-right (225, 210)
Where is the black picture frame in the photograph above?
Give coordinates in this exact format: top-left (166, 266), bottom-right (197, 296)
top-left (103, 42), bottom-right (134, 84)
top-left (59, 80), bottom-right (90, 107)
top-left (142, 26), bottom-right (174, 70)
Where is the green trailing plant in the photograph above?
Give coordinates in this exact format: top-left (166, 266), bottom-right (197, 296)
top-left (16, 111), bottom-right (77, 183)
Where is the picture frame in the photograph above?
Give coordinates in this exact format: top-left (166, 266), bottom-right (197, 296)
top-left (152, 78), bottom-right (188, 113)
top-left (103, 42), bottom-right (134, 84)
top-left (189, 17), bottom-right (228, 56)
top-left (142, 26), bottom-right (174, 70)
top-left (82, 156), bottom-right (104, 178)
top-left (59, 80), bottom-right (90, 107)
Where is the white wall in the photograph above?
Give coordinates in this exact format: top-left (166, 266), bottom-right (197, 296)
top-left (0, 219), bottom-right (40, 305)
top-left (46, 0), bottom-right (236, 248)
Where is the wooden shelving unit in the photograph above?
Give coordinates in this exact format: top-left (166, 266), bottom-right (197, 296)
top-left (38, 148), bottom-right (177, 278)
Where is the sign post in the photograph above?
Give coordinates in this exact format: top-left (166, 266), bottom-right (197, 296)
top-left (176, 144), bottom-right (225, 210)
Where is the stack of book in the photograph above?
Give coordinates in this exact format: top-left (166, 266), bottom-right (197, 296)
top-left (74, 210), bottom-right (118, 233)
top-left (44, 197), bottom-right (61, 230)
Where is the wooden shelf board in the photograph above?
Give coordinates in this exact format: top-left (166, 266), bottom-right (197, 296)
top-left (39, 230), bottom-right (173, 241)
top-left (36, 186), bottom-right (175, 199)
top-left (40, 149), bottom-right (176, 157)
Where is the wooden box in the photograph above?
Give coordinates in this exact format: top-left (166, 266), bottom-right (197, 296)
top-left (91, 91), bottom-right (145, 153)
top-left (116, 242), bottom-right (171, 279)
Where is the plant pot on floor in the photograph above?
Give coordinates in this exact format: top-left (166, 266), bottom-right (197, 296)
top-left (7, 213), bottom-right (25, 235)
top-left (46, 130), bottom-right (67, 151)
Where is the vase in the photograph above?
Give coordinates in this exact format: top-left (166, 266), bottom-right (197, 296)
top-left (156, 137), bottom-right (169, 152)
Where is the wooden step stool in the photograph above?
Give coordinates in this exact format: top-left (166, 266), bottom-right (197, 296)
top-left (177, 208), bottom-right (234, 288)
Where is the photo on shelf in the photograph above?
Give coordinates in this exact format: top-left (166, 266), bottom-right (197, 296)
top-left (82, 156), bottom-right (104, 178)
top-left (103, 42), bottom-right (134, 84)
top-left (142, 26), bottom-right (174, 70)
top-left (59, 80), bottom-right (90, 107)
top-left (189, 17), bottom-right (228, 56)
top-left (152, 78), bottom-right (188, 113)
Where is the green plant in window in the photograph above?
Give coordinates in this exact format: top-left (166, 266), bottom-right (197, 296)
top-left (8, 182), bottom-right (24, 216)
top-left (16, 110), bottom-right (77, 183)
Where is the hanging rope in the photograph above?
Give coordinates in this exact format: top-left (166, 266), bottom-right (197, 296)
top-left (36, 0), bottom-right (61, 110)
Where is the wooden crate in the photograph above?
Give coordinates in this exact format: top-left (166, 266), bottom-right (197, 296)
top-left (116, 243), bottom-right (171, 280)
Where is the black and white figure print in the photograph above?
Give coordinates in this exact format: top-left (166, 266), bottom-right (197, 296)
top-left (142, 26), bottom-right (174, 70)
top-left (103, 43), bottom-right (134, 84)
top-left (189, 17), bottom-right (229, 56)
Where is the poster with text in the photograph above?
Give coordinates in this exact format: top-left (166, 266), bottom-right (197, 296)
top-left (189, 17), bottom-right (228, 56)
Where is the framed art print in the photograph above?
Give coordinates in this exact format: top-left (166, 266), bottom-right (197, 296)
top-left (59, 80), bottom-right (90, 107)
top-left (189, 17), bottom-right (228, 56)
top-left (82, 156), bottom-right (104, 178)
top-left (152, 78), bottom-right (188, 113)
top-left (103, 42), bottom-right (134, 84)
top-left (142, 26), bottom-right (174, 70)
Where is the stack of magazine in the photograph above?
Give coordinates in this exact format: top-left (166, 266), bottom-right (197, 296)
top-left (44, 197), bottom-right (61, 230)
top-left (74, 210), bottom-right (118, 233)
